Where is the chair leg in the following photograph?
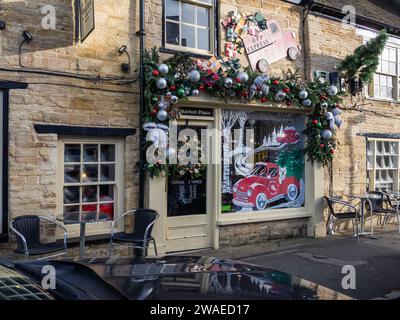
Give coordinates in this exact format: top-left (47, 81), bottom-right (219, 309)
top-left (152, 239), bottom-right (158, 256)
top-left (108, 240), bottom-right (113, 257)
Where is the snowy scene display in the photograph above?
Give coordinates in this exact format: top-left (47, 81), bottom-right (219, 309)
top-left (221, 110), bottom-right (305, 213)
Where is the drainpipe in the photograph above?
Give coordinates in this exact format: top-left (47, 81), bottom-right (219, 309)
top-left (137, 0), bottom-right (146, 209)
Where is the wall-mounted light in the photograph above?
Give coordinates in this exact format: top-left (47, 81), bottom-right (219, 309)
top-left (21, 30), bottom-right (33, 43)
top-left (18, 30), bottom-right (33, 67)
top-left (0, 21), bottom-right (6, 30)
top-left (117, 45), bottom-right (131, 74)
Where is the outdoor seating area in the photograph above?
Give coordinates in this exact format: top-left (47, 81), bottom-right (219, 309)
top-left (325, 191), bottom-right (400, 239)
top-left (8, 209), bottom-right (159, 260)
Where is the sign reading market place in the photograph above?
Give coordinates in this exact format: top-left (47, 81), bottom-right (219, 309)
top-left (180, 107), bottom-right (214, 118)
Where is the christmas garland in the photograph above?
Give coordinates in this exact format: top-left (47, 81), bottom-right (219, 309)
top-left (143, 47), bottom-right (346, 177)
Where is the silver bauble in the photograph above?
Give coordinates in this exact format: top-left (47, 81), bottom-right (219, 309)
top-left (158, 101), bottom-right (167, 110)
top-left (185, 88), bottom-right (190, 96)
top-left (157, 109), bottom-right (168, 121)
top-left (189, 70), bottom-right (201, 83)
top-left (325, 111), bottom-right (334, 120)
top-left (302, 99), bottom-right (312, 107)
top-left (298, 89), bottom-right (308, 99)
top-left (156, 77), bottom-right (167, 90)
top-left (331, 107), bottom-right (342, 116)
top-left (261, 84), bottom-right (270, 96)
top-left (174, 73), bottom-right (181, 81)
top-left (274, 90), bottom-right (286, 102)
top-left (321, 129), bottom-right (333, 140)
top-left (236, 71), bottom-right (249, 83)
top-left (335, 116), bottom-right (343, 128)
top-left (191, 89), bottom-right (200, 96)
top-left (170, 95), bottom-right (178, 104)
top-left (157, 63), bottom-right (169, 75)
top-left (327, 85), bottom-right (338, 96)
top-left (224, 77), bottom-right (234, 88)
top-left (321, 102), bottom-right (328, 108)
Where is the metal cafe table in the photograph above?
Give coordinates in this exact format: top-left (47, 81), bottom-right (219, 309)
top-left (346, 194), bottom-right (376, 238)
top-left (57, 212), bottom-right (111, 258)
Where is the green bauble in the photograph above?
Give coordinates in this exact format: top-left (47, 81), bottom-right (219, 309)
top-left (152, 96), bottom-right (158, 104)
top-left (235, 83), bottom-right (241, 90)
top-left (177, 88), bottom-right (185, 97)
top-left (316, 122), bottom-right (322, 128)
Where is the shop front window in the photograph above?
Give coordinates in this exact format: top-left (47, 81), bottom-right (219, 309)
top-left (221, 110), bottom-right (306, 213)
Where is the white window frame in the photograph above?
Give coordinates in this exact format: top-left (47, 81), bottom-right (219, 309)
top-left (56, 137), bottom-right (125, 238)
top-left (367, 138), bottom-right (400, 192)
top-left (164, 0), bottom-right (214, 55)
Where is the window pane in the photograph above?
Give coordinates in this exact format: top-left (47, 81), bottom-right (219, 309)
top-left (181, 25), bottom-right (195, 47)
top-left (64, 144), bottom-right (80, 162)
top-left (389, 62), bottom-right (397, 75)
top-left (382, 61), bottom-right (389, 74)
top-left (64, 186), bottom-right (80, 204)
top-left (166, 22), bottom-right (179, 45)
top-left (82, 185), bottom-right (98, 203)
top-left (197, 6), bottom-right (209, 27)
top-left (83, 144), bottom-right (98, 162)
top-left (100, 164), bottom-right (115, 182)
top-left (81, 205), bottom-right (97, 220)
top-left (197, 28), bottom-right (209, 51)
top-left (181, 3), bottom-right (195, 24)
top-left (82, 164), bottom-right (98, 182)
top-left (64, 165), bottom-right (80, 183)
top-left (63, 206), bottom-right (80, 222)
top-left (100, 203), bottom-right (113, 219)
top-left (100, 185), bottom-right (114, 201)
top-left (389, 48), bottom-right (397, 62)
top-left (165, 0), bottom-right (179, 21)
top-left (199, 0), bottom-right (212, 3)
top-left (100, 144), bottom-right (115, 162)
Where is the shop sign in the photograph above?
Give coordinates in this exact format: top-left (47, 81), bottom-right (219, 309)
top-left (79, 0), bottom-right (95, 42)
top-left (180, 107), bottom-right (214, 118)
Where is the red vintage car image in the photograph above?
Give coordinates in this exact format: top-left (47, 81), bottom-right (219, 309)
top-left (232, 162), bottom-right (300, 211)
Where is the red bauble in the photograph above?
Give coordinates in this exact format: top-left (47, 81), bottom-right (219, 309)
top-left (330, 149), bottom-right (335, 154)
top-left (286, 101), bottom-right (292, 106)
top-left (261, 97), bottom-right (267, 103)
top-left (283, 87), bottom-right (290, 93)
top-left (150, 109), bottom-right (157, 117)
top-left (320, 95), bottom-right (327, 101)
top-left (235, 77), bottom-right (241, 83)
top-left (312, 119), bottom-right (318, 125)
top-left (152, 70), bottom-right (159, 76)
top-left (169, 85), bottom-right (176, 91)
top-left (242, 91), bottom-right (248, 98)
top-left (273, 79), bottom-right (279, 85)
top-left (199, 85), bottom-right (205, 91)
top-left (320, 144), bottom-right (325, 148)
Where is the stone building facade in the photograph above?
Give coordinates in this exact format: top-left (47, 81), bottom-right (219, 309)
top-left (0, 0), bottom-right (399, 256)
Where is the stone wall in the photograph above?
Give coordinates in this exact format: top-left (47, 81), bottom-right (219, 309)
top-left (0, 0), bottom-right (140, 226)
top-left (219, 218), bottom-right (308, 247)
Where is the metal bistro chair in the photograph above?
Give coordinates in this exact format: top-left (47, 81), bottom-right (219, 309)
top-left (324, 196), bottom-right (360, 239)
top-left (367, 191), bottom-right (399, 232)
top-left (380, 191), bottom-right (400, 234)
top-left (10, 215), bottom-right (68, 260)
top-left (109, 209), bottom-right (159, 257)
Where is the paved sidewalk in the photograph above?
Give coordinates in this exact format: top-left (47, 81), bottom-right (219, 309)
top-left (178, 229), bottom-right (400, 300)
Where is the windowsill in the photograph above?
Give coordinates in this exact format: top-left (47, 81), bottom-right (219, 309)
top-left (366, 97), bottom-right (400, 104)
top-left (160, 47), bottom-right (213, 60)
top-left (217, 208), bottom-right (312, 226)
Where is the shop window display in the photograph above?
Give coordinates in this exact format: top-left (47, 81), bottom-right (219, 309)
top-left (221, 110), bottom-right (305, 213)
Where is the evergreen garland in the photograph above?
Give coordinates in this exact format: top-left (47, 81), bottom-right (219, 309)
top-left (338, 29), bottom-right (389, 84)
top-left (143, 47), bottom-right (347, 177)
